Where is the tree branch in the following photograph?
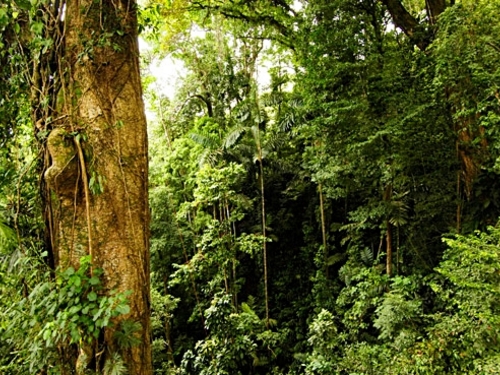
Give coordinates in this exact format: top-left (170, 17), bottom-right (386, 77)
top-left (190, 0), bottom-right (296, 50)
top-left (379, 0), bottom-right (419, 37)
top-left (380, 0), bottom-right (450, 50)
top-left (426, 0), bottom-right (447, 25)
top-left (379, 0), bottom-right (429, 50)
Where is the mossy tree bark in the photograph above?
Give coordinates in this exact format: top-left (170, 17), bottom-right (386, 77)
top-left (41, 0), bottom-right (151, 373)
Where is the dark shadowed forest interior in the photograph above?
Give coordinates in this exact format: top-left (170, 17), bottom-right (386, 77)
top-left (2, 0), bottom-right (500, 374)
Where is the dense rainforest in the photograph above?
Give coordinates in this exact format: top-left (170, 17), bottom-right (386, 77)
top-left (1, 0), bottom-right (500, 374)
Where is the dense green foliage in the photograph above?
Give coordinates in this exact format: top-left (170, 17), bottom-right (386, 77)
top-left (2, 0), bottom-right (500, 373)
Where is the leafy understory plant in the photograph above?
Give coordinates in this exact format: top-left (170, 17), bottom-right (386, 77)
top-left (38, 256), bottom-right (131, 345)
top-left (7, 255), bottom-right (134, 373)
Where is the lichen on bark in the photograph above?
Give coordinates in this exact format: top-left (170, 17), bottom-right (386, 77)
top-left (44, 127), bottom-right (79, 205)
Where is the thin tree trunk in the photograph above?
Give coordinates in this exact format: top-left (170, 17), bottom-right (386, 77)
top-left (163, 275), bottom-right (175, 364)
top-left (260, 162), bottom-right (269, 329)
top-left (386, 220), bottom-right (393, 276)
top-left (318, 184), bottom-right (328, 278)
top-left (396, 225), bottom-right (400, 275)
top-left (456, 169), bottom-right (462, 233)
top-left (384, 184), bottom-right (393, 276)
top-left (256, 134), bottom-right (269, 329)
top-left (226, 201), bottom-right (238, 310)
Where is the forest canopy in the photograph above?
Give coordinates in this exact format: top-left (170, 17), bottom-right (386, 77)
top-left (2, 0), bottom-right (500, 374)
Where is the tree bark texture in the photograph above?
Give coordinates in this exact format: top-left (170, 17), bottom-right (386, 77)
top-left (379, 0), bottom-right (450, 50)
top-left (426, 0), bottom-right (447, 25)
top-left (379, 0), bottom-right (420, 39)
top-left (43, 0), bottom-right (151, 373)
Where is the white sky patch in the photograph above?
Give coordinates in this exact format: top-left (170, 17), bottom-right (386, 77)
top-left (139, 38), bottom-right (186, 100)
top-left (149, 57), bottom-right (186, 99)
top-left (291, 0), bottom-right (303, 13)
top-left (256, 40), bottom-right (273, 92)
top-left (141, 38), bottom-right (275, 101)
top-left (189, 23), bottom-right (207, 40)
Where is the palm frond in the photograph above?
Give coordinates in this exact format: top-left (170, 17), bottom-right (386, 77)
top-left (279, 111), bottom-right (296, 132)
top-left (189, 131), bottom-right (218, 149)
top-left (223, 126), bottom-right (246, 150)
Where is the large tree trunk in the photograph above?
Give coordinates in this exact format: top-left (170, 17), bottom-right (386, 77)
top-left (42, 0), bottom-right (151, 373)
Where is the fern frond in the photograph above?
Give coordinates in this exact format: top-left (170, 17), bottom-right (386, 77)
top-left (360, 247), bottom-right (374, 266)
top-left (103, 353), bottom-right (127, 375)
